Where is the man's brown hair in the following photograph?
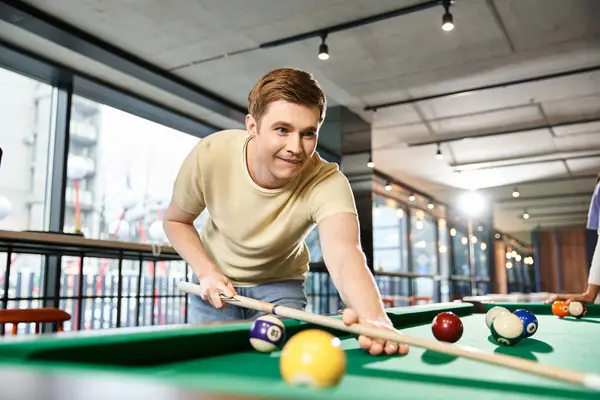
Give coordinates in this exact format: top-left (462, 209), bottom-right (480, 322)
top-left (248, 68), bottom-right (326, 126)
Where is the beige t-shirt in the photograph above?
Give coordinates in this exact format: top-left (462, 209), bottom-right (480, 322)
top-left (171, 129), bottom-right (357, 286)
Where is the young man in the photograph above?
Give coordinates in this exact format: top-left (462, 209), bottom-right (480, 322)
top-left (163, 68), bottom-right (408, 356)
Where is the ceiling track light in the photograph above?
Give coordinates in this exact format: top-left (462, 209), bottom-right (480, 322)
top-left (512, 187), bottom-right (520, 197)
top-left (367, 155), bottom-right (374, 168)
top-left (441, 0), bottom-right (454, 31)
top-left (317, 32), bottom-right (329, 60)
top-left (435, 143), bottom-right (443, 159)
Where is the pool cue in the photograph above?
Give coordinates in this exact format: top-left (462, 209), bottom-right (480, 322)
top-left (178, 281), bottom-right (600, 391)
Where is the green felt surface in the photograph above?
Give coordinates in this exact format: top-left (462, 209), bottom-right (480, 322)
top-left (137, 314), bottom-right (600, 400)
top-left (1, 303), bottom-right (599, 399)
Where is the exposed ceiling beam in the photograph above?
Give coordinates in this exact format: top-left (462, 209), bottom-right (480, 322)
top-left (499, 201), bottom-right (591, 211)
top-left (528, 220), bottom-right (587, 229)
top-left (520, 211), bottom-right (588, 219)
top-left (496, 192), bottom-right (593, 203)
top-left (0, 0), bottom-right (247, 123)
top-left (451, 150), bottom-right (600, 172)
top-left (488, 174), bottom-right (597, 189)
top-left (364, 63), bottom-right (600, 111)
top-left (406, 116), bottom-right (600, 147)
top-left (485, 0), bottom-right (515, 52)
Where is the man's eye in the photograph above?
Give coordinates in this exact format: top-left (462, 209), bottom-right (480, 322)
top-left (277, 127), bottom-right (287, 133)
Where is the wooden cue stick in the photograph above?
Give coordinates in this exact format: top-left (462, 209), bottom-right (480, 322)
top-left (178, 281), bottom-right (600, 391)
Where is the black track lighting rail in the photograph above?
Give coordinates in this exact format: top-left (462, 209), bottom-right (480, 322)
top-left (364, 64), bottom-right (600, 111)
top-left (259, 0), bottom-right (445, 49)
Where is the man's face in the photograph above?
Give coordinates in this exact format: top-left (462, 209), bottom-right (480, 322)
top-left (246, 100), bottom-right (320, 183)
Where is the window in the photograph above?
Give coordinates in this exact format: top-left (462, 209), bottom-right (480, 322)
top-left (451, 225), bottom-right (470, 276)
top-left (438, 219), bottom-right (451, 301)
top-left (0, 67), bottom-right (56, 323)
top-left (64, 95), bottom-right (200, 240)
top-left (410, 209), bottom-right (437, 275)
top-left (473, 227), bottom-right (489, 278)
top-left (373, 196), bottom-right (408, 272)
top-left (52, 95), bottom-right (202, 328)
top-left (0, 67), bottom-right (55, 231)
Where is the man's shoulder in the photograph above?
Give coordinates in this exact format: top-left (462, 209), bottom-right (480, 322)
top-left (198, 129), bottom-right (247, 154)
top-left (299, 153), bottom-right (347, 191)
top-left (308, 152), bottom-right (342, 178)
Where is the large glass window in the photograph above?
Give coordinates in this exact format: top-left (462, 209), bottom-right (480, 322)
top-left (410, 208), bottom-right (437, 300)
top-left (438, 219), bottom-right (451, 301)
top-left (473, 226), bottom-right (489, 279)
top-left (410, 209), bottom-right (437, 275)
top-left (0, 67), bottom-right (56, 320)
top-left (451, 225), bottom-right (470, 276)
top-left (55, 95), bottom-right (201, 325)
top-left (64, 95), bottom-right (200, 240)
top-left (506, 258), bottom-right (518, 292)
top-left (373, 196), bottom-right (408, 272)
top-left (0, 67), bottom-right (55, 231)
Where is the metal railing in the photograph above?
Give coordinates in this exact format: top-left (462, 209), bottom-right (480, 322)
top-left (0, 230), bottom-right (490, 335)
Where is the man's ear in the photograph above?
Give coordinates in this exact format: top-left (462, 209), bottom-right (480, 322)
top-left (245, 114), bottom-right (258, 136)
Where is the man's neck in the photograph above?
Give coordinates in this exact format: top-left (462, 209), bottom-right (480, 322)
top-left (246, 138), bottom-right (289, 190)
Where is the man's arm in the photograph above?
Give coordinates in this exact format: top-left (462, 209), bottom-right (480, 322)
top-left (317, 212), bottom-right (386, 320)
top-left (318, 212), bottom-right (407, 355)
top-left (163, 201), bottom-right (213, 277)
top-left (163, 201), bottom-right (236, 306)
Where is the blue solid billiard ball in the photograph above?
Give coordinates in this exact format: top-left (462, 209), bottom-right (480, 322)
top-left (513, 309), bottom-right (538, 338)
top-left (249, 315), bottom-right (286, 352)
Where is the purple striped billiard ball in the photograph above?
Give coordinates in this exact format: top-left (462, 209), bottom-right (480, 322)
top-left (249, 315), bottom-right (285, 352)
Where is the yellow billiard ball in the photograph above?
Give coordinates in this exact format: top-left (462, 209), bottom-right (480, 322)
top-left (279, 329), bottom-right (346, 388)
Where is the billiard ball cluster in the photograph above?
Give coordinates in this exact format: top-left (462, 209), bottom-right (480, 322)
top-left (485, 306), bottom-right (538, 346)
top-left (249, 315), bottom-right (346, 388)
top-left (552, 299), bottom-right (587, 318)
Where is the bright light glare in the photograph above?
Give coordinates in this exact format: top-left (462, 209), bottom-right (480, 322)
top-left (458, 191), bottom-right (485, 217)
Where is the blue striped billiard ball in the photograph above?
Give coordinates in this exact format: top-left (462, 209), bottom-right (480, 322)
top-left (513, 309), bottom-right (538, 338)
top-left (249, 315), bottom-right (286, 352)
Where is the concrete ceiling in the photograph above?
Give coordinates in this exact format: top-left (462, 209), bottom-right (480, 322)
top-left (1, 0), bottom-right (599, 239)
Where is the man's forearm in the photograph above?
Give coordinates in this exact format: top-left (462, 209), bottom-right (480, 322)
top-left (328, 246), bottom-right (388, 320)
top-left (163, 219), bottom-right (217, 278)
top-left (585, 284), bottom-right (599, 302)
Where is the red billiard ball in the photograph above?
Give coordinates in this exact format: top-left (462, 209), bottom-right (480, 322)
top-left (432, 311), bottom-right (463, 343)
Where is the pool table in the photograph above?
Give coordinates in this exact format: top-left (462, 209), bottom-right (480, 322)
top-left (0, 301), bottom-right (599, 399)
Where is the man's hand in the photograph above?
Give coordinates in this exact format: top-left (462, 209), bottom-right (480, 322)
top-left (197, 269), bottom-right (238, 308)
top-left (545, 292), bottom-right (595, 304)
top-left (341, 308), bottom-right (409, 356)
top-left (544, 284), bottom-right (599, 304)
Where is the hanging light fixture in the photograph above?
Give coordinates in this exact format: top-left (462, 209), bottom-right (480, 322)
top-left (435, 143), bottom-right (443, 159)
top-left (318, 33), bottom-right (329, 60)
top-left (441, 0), bottom-right (454, 31)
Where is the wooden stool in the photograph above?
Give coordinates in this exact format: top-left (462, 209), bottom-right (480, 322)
top-left (0, 308), bottom-right (71, 335)
top-left (381, 297), bottom-right (395, 307)
top-left (409, 296), bottom-right (432, 306)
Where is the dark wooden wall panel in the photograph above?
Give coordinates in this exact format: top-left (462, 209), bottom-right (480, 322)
top-left (558, 229), bottom-right (588, 294)
top-left (494, 240), bottom-right (507, 294)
